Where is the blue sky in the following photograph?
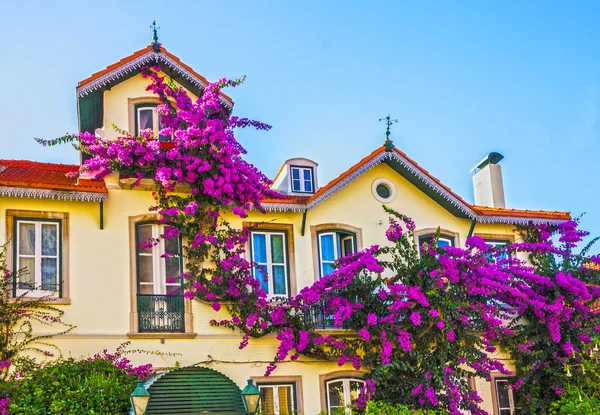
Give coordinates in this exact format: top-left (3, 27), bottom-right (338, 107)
top-left (1, 1), bottom-right (599, 241)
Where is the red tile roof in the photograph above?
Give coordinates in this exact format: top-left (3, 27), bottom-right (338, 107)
top-left (262, 194), bottom-right (310, 204)
top-left (0, 148), bottom-right (570, 223)
top-left (77, 44), bottom-right (233, 103)
top-left (471, 206), bottom-right (570, 221)
top-left (0, 160), bottom-right (107, 194)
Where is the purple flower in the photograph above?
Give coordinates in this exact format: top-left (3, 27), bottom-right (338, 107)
top-left (358, 328), bottom-right (371, 341)
top-left (410, 311), bottom-right (422, 326)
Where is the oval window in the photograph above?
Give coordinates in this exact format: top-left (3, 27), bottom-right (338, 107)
top-left (376, 183), bottom-right (391, 199)
top-left (371, 178), bottom-right (396, 203)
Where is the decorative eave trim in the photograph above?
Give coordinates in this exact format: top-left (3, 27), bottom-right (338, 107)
top-left (306, 151), bottom-right (474, 215)
top-left (0, 186), bottom-right (107, 202)
top-left (473, 215), bottom-right (566, 226)
top-left (261, 151), bottom-right (569, 225)
top-left (261, 202), bottom-right (305, 212)
top-left (76, 50), bottom-right (233, 109)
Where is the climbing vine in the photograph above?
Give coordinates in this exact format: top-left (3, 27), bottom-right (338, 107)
top-left (38, 67), bottom-right (600, 414)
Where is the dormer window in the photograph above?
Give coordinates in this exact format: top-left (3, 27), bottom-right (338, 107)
top-left (290, 166), bottom-right (314, 194)
top-left (271, 158), bottom-right (318, 194)
top-left (135, 103), bottom-right (170, 142)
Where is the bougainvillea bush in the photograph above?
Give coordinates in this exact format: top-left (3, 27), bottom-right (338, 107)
top-left (500, 222), bottom-right (600, 414)
top-left (39, 67), bottom-right (600, 414)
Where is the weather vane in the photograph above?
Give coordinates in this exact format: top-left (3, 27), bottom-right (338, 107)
top-left (151, 21), bottom-right (160, 52)
top-left (379, 114), bottom-right (398, 151)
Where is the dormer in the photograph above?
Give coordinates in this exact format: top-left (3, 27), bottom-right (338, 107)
top-left (76, 42), bottom-right (234, 158)
top-left (272, 158), bottom-right (319, 195)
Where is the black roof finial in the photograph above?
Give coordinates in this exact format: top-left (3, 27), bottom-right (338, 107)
top-left (378, 114), bottom-right (398, 151)
top-left (151, 21), bottom-right (161, 52)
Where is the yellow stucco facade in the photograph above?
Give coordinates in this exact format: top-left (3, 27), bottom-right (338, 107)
top-left (0, 48), bottom-right (564, 414)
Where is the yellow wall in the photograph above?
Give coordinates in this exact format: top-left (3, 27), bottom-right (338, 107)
top-left (0, 75), bottom-right (524, 414)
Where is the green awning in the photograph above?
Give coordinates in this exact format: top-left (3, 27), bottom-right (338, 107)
top-left (145, 366), bottom-right (247, 414)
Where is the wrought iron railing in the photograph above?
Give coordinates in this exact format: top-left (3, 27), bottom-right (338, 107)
top-left (138, 294), bottom-right (185, 333)
top-left (303, 306), bottom-right (349, 330)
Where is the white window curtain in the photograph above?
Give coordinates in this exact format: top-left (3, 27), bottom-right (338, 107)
top-left (16, 220), bottom-right (60, 297)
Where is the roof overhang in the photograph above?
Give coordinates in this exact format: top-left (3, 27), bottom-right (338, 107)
top-left (76, 45), bottom-right (233, 110)
top-left (0, 186), bottom-right (107, 202)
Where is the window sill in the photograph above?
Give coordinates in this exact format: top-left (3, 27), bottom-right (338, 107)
top-left (9, 297), bottom-right (71, 305)
top-left (127, 332), bottom-right (197, 339)
top-left (314, 329), bottom-right (357, 337)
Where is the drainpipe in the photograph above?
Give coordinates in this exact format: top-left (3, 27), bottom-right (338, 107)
top-left (99, 201), bottom-right (104, 230)
top-left (301, 210), bottom-right (307, 236)
top-left (467, 219), bottom-right (477, 238)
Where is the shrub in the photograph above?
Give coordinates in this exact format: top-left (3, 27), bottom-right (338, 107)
top-left (3, 344), bottom-right (154, 415)
top-left (365, 401), bottom-right (441, 414)
top-left (5, 358), bottom-right (137, 414)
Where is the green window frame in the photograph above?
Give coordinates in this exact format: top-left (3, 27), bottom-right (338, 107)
top-left (257, 382), bottom-right (297, 415)
top-left (250, 230), bottom-right (290, 298)
top-left (317, 230), bottom-right (357, 278)
top-left (13, 217), bottom-right (62, 298)
top-left (135, 222), bottom-right (184, 333)
top-left (484, 240), bottom-right (510, 263)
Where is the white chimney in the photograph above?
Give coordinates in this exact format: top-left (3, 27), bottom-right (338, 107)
top-left (470, 152), bottom-right (505, 208)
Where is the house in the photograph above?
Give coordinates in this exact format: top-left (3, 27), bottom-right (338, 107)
top-left (0, 41), bottom-right (570, 415)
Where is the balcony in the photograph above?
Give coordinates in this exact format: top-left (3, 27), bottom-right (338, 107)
top-left (138, 294), bottom-right (185, 333)
top-left (304, 306), bottom-right (349, 330)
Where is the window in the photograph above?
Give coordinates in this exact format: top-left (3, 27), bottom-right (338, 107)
top-left (318, 231), bottom-right (356, 277)
top-left (485, 240), bottom-right (509, 263)
top-left (418, 234), bottom-right (454, 248)
top-left (251, 231), bottom-right (289, 298)
top-left (376, 183), bottom-right (390, 198)
top-left (258, 383), bottom-right (296, 415)
top-left (136, 223), bottom-right (184, 332)
top-left (371, 178), bottom-right (397, 203)
top-left (290, 166), bottom-right (314, 193)
top-left (14, 218), bottom-right (61, 297)
top-left (134, 103), bottom-right (170, 142)
top-left (326, 378), bottom-right (364, 414)
top-left (494, 377), bottom-right (518, 415)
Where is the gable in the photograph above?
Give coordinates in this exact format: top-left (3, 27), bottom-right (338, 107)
top-left (77, 44), bottom-right (233, 137)
top-left (262, 146), bottom-right (570, 226)
top-left (308, 162), bottom-right (467, 231)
